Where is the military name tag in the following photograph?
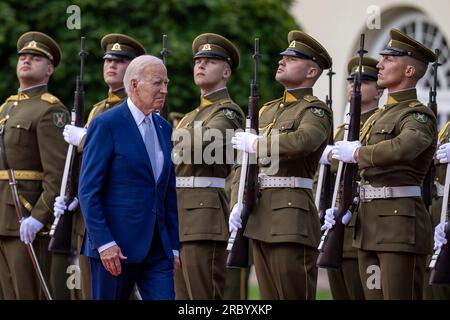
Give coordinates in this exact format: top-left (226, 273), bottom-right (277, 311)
top-left (53, 112), bottom-right (67, 128)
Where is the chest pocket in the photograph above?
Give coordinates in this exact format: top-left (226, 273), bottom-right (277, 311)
top-left (273, 119), bottom-right (296, 133)
top-left (7, 119), bottom-right (33, 146)
top-left (369, 122), bottom-right (396, 144)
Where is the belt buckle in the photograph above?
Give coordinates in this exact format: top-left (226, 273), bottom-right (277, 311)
top-left (383, 186), bottom-right (393, 199)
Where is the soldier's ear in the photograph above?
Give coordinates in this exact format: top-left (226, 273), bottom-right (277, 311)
top-left (404, 64), bottom-right (416, 79)
top-left (46, 63), bottom-right (54, 77)
top-left (222, 64), bottom-right (231, 80)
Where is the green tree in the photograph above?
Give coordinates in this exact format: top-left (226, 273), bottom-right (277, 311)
top-left (0, 0), bottom-right (299, 117)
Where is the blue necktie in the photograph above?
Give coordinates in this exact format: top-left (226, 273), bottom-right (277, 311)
top-left (143, 116), bottom-right (158, 180)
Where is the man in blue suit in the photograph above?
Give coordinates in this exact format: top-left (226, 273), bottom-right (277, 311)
top-left (78, 55), bottom-right (179, 300)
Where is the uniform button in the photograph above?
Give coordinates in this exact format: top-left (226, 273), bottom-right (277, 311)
top-left (13, 102), bottom-right (18, 106)
top-left (281, 126), bottom-right (284, 130)
top-left (5, 115), bottom-right (10, 119)
top-left (381, 129), bottom-right (385, 133)
top-left (196, 108), bottom-right (200, 112)
top-left (199, 202), bottom-right (204, 206)
top-left (16, 125), bottom-right (20, 128)
top-left (288, 202), bottom-right (292, 206)
top-left (394, 209), bottom-right (398, 214)
top-left (280, 103), bottom-right (284, 108)
top-left (106, 104), bottom-right (109, 108)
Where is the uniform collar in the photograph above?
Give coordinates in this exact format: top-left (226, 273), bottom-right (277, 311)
top-left (200, 87), bottom-right (230, 107)
top-left (107, 87), bottom-right (127, 103)
top-left (18, 84), bottom-right (48, 98)
top-left (283, 87), bottom-right (313, 103)
top-left (361, 107), bottom-right (377, 124)
top-left (386, 88), bottom-right (417, 105)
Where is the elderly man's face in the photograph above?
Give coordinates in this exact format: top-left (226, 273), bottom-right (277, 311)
top-left (131, 64), bottom-right (168, 115)
top-left (16, 53), bottom-right (53, 83)
top-left (103, 58), bottom-right (131, 91)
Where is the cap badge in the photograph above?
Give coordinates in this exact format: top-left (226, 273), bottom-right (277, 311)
top-left (201, 44), bottom-right (212, 51)
top-left (111, 43), bottom-right (122, 51)
top-left (26, 41), bottom-right (38, 49)
top-left (289, 40), bottom-right (296, 48)
top-left (388, 40), bottom-right (393, 47)
top-left (354, 66), bottom-right (365, 73)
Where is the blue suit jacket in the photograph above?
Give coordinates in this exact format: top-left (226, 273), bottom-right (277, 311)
top-left (78, 101), bottom-right (179, 263)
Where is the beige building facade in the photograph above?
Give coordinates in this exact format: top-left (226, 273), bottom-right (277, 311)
top-left (292, 0), bottom-right (450, 128)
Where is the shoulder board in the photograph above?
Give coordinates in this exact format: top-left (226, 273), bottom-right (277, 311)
top-left (6, 95), bottom-right (19, 102)
top-left (408, 101), bottom-right (423, 108)
top-left (93, 99), bottom-right (106, 107)
top-left (219, 99), bottom-right (233, 105)
top-left (303, 95), bottom-right (319, 103)
top-left (41, 93), bottom-right (61, 105)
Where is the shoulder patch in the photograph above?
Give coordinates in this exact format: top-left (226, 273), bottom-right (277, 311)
top-left (412, 112), bottom-right (428, 124)
top-left (303, 95), bottom-right (319, 103)
top-left (310, 107), bottom-right (325, 117)
top-left (41, 93), bottom-right (61, 105)
top-left (223, 108), bottom-right (236, 120)
top-left (53, 112), bottom-right (67, 128)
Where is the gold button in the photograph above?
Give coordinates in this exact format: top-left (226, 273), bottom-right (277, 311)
top-left (394, 209), bottom-right (398, 214)
top-left (280, 103), bottom-right (284, 108)
top-left (5, 115), bottom-right (9, 119)
top-left (199, 202), bottom-right (203, 206)
top-left (281, 126), bottom-right (284, 130)
top-left (196, 108), bottom-right (200, 112)
top-left (288, 202), bottom-right (292, 206)
top-left (16, 124), bottom-right (20, 128)
top-left (106, 104), bottom-right (109, 108)
top-left (13, 102), bottom-right (18, 106)
top-left (381, 129), bottom-right (385, 133)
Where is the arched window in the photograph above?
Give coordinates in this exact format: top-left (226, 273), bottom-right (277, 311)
top-left (370, 11), bottom-right (450, 128)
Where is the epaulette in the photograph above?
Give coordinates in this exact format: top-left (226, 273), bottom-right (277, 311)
top-left (409, 101), bottom-right (423, 108)
top-left (219, 99), bottom-right (233, 105)
top-left (93, 99), bottom-right (105, 107)
top-left (41, 93), bottom-right (61, 105)
top-left (303, 95), bottom-right (319, 103)
top-left (262, 97), bottom-right (282, 107)
top-left (6, 95), bottom-right (19, 102)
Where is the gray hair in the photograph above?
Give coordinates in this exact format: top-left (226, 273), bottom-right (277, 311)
top-left (123, 55), bottom-right (166, 95)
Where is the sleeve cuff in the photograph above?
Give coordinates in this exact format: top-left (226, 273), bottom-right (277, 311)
top-left (172, 250), bottom-right (179, 257)
top-left (98, 241), bottom-right (117, 253)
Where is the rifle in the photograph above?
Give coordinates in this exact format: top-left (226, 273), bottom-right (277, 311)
top-left (226, 38), bottom-right (260, 268)
top-left (428, 49), bottom-right (450, 284)
top-left (49, 37), bottom-right (87, 252)
top-left (316, 34), bottom-right (366, 269)
top-left (423, 48), bottom-right (441, 209)
top-left (0, 111), bottom-right (52, 300)
top-left (315, 67), bottom-right (335, 223)
top-left (159, 34), bottom-right (169, 119)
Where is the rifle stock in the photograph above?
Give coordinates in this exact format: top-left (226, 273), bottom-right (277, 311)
top-left (49, 37), bottom-right (87, 253)
top-left (226, 38), bottom-right (260, 268)
top-left (317, 34), bottom-right (366, 269)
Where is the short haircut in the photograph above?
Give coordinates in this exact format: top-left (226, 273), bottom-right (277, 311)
top-left (124, 55), bottom-right (165, 95)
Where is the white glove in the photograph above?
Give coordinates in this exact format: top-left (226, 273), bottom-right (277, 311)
top-left (53, 196), bottom-right (79, 218)
top-left (63, 125), bottom-right (87, 147)
top-left (436, 143), bottom-right (450, 164)
top-left (20, 217), bottom-right (44, 244)
top-left (332, 140), bottom-right (362, 163)
top-left (319, 145), bottom-right (333, 165)
top-left (434, 222), bottom-right (448, 250)
top-left (229, 204), bottom-right (243, 233)
top-left (320, 207), bottom-right (352, 231)
top-left (231, 132), bottom-right (260, 154)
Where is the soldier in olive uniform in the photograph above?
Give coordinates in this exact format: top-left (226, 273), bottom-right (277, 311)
top-left (320, 56), bottom-right (383, 300)
top-left (332, 29), bottom-right (437, 299)
top-left (54, 34), bottom-right (145, 300)
top-left (230, 30), bottom-right (333, 299)
top-left (425, 122), bottom-right (450, 299)
top-left (0, 32), bottom-right (69, 299)
top-left (173, 33), bottom-right (244, 300)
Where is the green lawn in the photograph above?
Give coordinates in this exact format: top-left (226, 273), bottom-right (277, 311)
top-left (248, 284), bottom-right (332, 300)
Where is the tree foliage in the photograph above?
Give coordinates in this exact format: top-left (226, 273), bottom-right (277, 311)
top-left (0, 0), bottom-right (299, 117)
